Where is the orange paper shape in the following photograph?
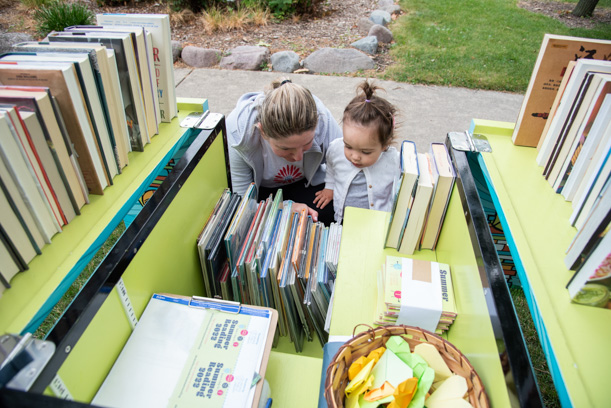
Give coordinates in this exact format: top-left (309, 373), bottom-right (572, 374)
top-left (366, 346), bottom-right (386, 366)
top-left (363, 381), bottom-right (396, 402)
top-left (388, 377), bottom-right (419, 408)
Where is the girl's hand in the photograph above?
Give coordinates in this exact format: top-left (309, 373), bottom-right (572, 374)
top-left (292, 202), bottom-right (319, 222)
top-left (314, 189), bottom-right (333, 209)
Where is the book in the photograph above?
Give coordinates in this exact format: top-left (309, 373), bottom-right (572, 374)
top-left (0, 62), bottom-right (109, 195)
top-left (0, 87), bottom-right (88, 211)
top-left (570, 133), bottom-right (611, 228)
top-left (0, 225), bottom-right (23, 292)
top-left (376, 256), bottom-right (455, 333)
top-left (92, 293), bottom-right (277, 408)
top-left (562, 93), bottom-right (611, 201)
top-left (0, 105), bottom-right (66, 228)
top-left (13, 42), bottom-right (131, 169)
top-left (0, 113), bottom-right (59, 243)
top-left (95, 13), bottom-right (177, 122)
top-left (70, 25), bottom-right (158, 137)
top-left (385, 140), bottom-right (419, 249)
top-left (545, 71), bottom-right (611, 187)
top-left (512, 34), bottom-right (611, 147)
top-left (398, 153), bottom-right (434, 255)
top-left (420, 143), bottom-right (456, 250)
top-left (48, 30), bottom-right (149, 151)
top-left (566, 227), bottom-right (611, 309)
top-left (537, 59), bottom-right (611, 168)
top-left (565, 175), bottom-right (611, 271)
top-left (0, 52), bottom-right (120, 181)
top-left (537, 61), bottom-right (577, 152)
top-left (0, 171), bottom-right (38, 267)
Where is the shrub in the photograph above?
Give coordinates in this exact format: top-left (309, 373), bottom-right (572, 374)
top-left (19, 0), bottom-right (53, 9)
top-left (33, 0), bottom-right (94, 37)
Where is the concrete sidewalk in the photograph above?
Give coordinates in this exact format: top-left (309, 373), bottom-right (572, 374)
top-left (175, 68), bottom-right (524, 152)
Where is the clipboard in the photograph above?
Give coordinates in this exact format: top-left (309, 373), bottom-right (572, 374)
top-left (92, 293), bottom-right (278, 408)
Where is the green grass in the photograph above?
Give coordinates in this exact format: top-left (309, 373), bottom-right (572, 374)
top-left (385, 0), bottom-right (611, 92)
top-left (510, 285), bottom-right (561, 407)
top-left (33, 222), bottom-right (126, 340)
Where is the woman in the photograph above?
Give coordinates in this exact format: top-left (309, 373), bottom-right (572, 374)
top-left (226, 77), bottom-right (342, 225)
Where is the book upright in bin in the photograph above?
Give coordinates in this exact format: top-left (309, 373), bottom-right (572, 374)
top-left (512, 34), bottom-right (611, 147)
top-left (96, 13), bottom-right (178, 122)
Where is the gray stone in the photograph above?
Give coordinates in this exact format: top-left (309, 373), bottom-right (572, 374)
top-left (381, 4), bottom-right (402, 15)
top-left (370, 10), bottom-right (392, 26)
top-left (220, 45), bottom-right (270, 71)
top-left (271, 50), bottom-right (301, 73)
top-left (368, 24), bottom-right (393, 44)
top-left (303, 48), bottom-right (375, 74)
top-left (181, 46), bottom-right (222, 68)
top-left (377, 0), bottom-right (394, 7)
top-left (171, 41), bottom-right (183, 62)
top-left (351, 36), bottom-right (378, 55)
top-left (357, 17), bottom-right (376, 35)
top-left (0, 32), bottom-right (34, 55)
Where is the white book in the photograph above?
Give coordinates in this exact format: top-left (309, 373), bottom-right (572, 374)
top-left (537, 59), bottom-right (611, 167)
top-left (562, 94), bottom-right (611, 201)
top-left (0, 54), bottom-right (120, 180)
top-left (87, 24), bottom-right (159, 136)
top-left (13, 42), bottom-right (130, 170)
top-left (0, 61), bottom-right (109, 194)
top-left (0, 114), bottom-right (58, 242)
top-left (570, 136), bottom-right (611, 228)
top-left (96, 13), bottom-right (178, 122)
top-left (398, 153), bottom-right (434, 255)
top-left (49, 30), bottom-right (150, 151)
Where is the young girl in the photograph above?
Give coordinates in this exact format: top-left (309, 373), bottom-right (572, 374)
top-left (313, 80), bottom-right (400, 223)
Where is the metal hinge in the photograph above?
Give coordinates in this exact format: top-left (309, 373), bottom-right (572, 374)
top-left (0, 333), bottom-right (55, 391)
top-left (447, 131), bottom-right (492, 153)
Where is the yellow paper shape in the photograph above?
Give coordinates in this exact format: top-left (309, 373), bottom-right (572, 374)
top-left (370, 348), bottom-right (413, 389)
top-left (349, 356), bottom-right (369, 381)
top-left (425, 374), bottom-right (468, 408)
top-left (414, 343), bottom-right (452, 383)
top-left (387, 377), bottom-right (418, 408)
top-left (363, 381), bottom-right (396, 401)
top-left (346, 361), bottom-right (375, 395)
top-left (346, 374), bottom-right (375, 408)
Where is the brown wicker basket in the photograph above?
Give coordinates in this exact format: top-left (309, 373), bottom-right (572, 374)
top-left (324, 325), bottom-right (490, 408)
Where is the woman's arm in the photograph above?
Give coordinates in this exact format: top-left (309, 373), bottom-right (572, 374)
top-left (228, 146), bottom-right (254, 196)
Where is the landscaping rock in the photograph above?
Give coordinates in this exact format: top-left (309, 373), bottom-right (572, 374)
top-left (351, 36), bottom-right (378, 55)
top-left (381, 4), bottom-right (402, 15)
top-left (171, 41), bottom-right (183, 62)
top-left (271, 50), bottom-right (301, 73)
top-left (377, 0), bottom-right (395, 7)
top-left (0, 32), bottom-right (33, 55)
top-left (303, 48), bottom-right (375, 74)
top-left (370, 10), bottom-right (392, 26)
top-left (368, 24), bottom-right (393, 44)
top-left (181, 46), bottom-right (222, 68)
top-left (220, 45), bottom-right (270, 71)
top-left (357, 17), bottom-right (376, 35)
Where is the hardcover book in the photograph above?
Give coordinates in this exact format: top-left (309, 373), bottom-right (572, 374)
top-left (512, 34), bottom-right (611, 147)
top-left (96, 13), bottom-right (177, 122)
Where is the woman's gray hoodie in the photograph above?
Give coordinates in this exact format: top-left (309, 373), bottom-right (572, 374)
top-left (226, 91), bottom-right (343, 195)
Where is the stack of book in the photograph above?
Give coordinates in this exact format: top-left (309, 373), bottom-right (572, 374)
top-left (513, 35), bottom-right (611, 308)
top-left (375, 256), bottom-right (457, 334)
top-left (385, 140), bottom-right (456, 255)
top-left (0, 14), bottom-right (178, 293)
top-left (196, 186), bottom-right (342, 351)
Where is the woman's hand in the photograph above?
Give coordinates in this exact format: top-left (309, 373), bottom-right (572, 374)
top-left (314, 189), bottom-right (333, 210)
top-left (292, 202), bottom-right (319, 222)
